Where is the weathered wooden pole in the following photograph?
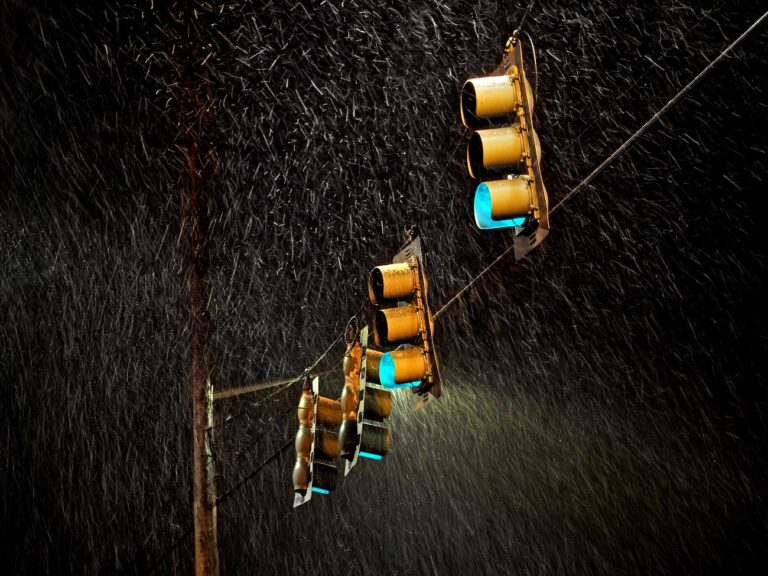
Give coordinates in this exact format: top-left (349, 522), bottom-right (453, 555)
top-left (172, 1), bottom-right (220, 572)
top-left (185, 139), bottom-right (219, 576)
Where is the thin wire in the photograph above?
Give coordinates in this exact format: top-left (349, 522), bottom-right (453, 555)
top-left (523, 30), bottom-right (538, 105)
top-left (208, 382), bottom-right (298, 432)
top-left (209, 333), bottom-right (345, 432)
top-left (434, 241), bottom-right (517, 320)
top-left (147, 436), bottom-right (294, 574)
top-left (435, 8), bottom-right (767, 319)
top-left (213, 369), bottom-right (336, 401)
top-left (558, 0), bottom-right (727, 159)
top-left (217, 437), bottom-right (294, 504)
top-left (515, 1), bottom-right (535, 35)
top-left (211, 301), bottom-right (365, 431)
top-left (552, 8), bottom-right (767, 216)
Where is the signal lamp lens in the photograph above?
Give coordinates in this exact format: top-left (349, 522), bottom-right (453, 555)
top-left (368, 262), bottom-right (416, 305)
top-left (313, 461), bottom-right (338, 492)
top-left (467, 127), bottom-right (524, 178)
top-left (360, 422), bottom-right (390, 458)
top-left (380, 353), bottom-right (396, 385)
top-left (338, 420), bottom-right (358, 462)
top-left (474, 181), bottom-right (528, 230)
top-left (460, 76), bottom-right (518, 128)
top-left (381, 378), bottom-right (421, 390)
top-left (366, 349), bottom-right (382, 383)
top-left (292, 460), bottom-right (310, 495)
top-left (380, 348), bottom-right (427, 387)
top-left (363, 386), bottom-right (392, 421)
top-left (374, 306), bottom-right (420, 346)
top-left (359, 451), bottom-right (384, 461)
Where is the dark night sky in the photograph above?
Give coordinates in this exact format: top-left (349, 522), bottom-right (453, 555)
top-left (1, 1), bottom-right (767, 574)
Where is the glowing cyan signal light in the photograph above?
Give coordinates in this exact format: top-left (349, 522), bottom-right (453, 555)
top-left (311, 486), bottom-right (331, 495)
top-left (378, 348), bottom-right (427, 388)
top-left (474, 182), bottom-right (526, 229)
top-left (359, 451), bottom-right (384, 461)
top-left (383, 381), bottom-right (421, 390)
top-left (380, 352), bottom-right (420, 388)
top-left (379, 353), bottom-right (395, 386)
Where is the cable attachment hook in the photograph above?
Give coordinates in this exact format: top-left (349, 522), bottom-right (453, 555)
top-left (301, 372), bottom-right (313, 391)
top-left (344, 315), bottom-right (360, 345)
top-left (404, 224), bottom-right (419, 245)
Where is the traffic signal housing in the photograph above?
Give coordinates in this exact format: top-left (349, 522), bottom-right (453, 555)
top-left (461, 34), bottom-right (549, 259)
top-left (292, 375), bottom-right (341, 507)
top-left (367, 234), bottom-right (441, 409)
top-left (338, 324), bottom-right (392, 476)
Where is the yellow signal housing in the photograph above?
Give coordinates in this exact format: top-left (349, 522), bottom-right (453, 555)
top-left (461, 75), bottom-right (518, 126)
top-left (316, 396), bottom-right (341, 429)
top-left (366, 348), bottom-right (383, 383)
top-left (368, 262), bottom-right (418, 305)
top-left (292, 381), bottom-right (315, 495)
top-left (485, 178), bottom-right (533, 220)
top-left (383, 347), bottom-right (428, 385)
top-left (363, 386), bottom-right (392, 421)
top-left (461, 74), bottom-right (534, 128)
top-left (340, 340), bottom-right (362, 423)
top-left (460, 35), bottom-right (549, 238)
top-left (373, 305), bottom-right (420, 347)
top-left (369, 258), bottom-right (429, 349)
top-left (467, 126), bottom-right (525, 178)
top-left (366, 235), bottom-right (442, 402)
top-left (292, 376), bottom-right (341, 505)
top-left (339, 339), bottom-right (363, 461)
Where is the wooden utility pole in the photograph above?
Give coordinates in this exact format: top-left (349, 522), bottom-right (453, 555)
top-left (173, 0), bottom-right (220, 571)
top-left (185, 140), bottom-right (220, 576)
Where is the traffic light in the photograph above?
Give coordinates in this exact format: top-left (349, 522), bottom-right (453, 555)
top-left (367, 233), bottom-right (441, 409)
top-left (292, 375), bottom-right (341, 507)
top-left (338, 323), bottom-right (392, 476)
top-left (460, 33), bottom-right (549, 259)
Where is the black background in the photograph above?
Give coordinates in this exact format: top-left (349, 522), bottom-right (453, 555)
top-left (1, 1), bottom-right (767, 574)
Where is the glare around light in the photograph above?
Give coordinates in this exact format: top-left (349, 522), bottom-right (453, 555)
top-left (474, 182), bottom-right (526, 229)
